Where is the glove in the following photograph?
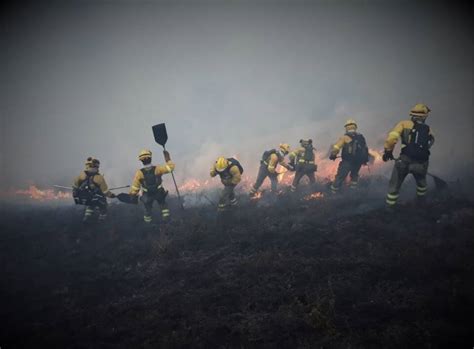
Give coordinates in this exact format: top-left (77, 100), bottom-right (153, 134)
top-left (288, 163), bottom-right (296, 172)
top-left (163, 150), bottom-right (171, 162)
top-left (382, 150), bottom-right (394, 162)
top-left (72, 188), bottom-right (78, 197)
top-left (329, 153), bottom-right (337, 161)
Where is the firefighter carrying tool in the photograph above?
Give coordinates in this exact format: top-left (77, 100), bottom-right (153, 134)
top-left (329, 119), bottom-right (369, 193)
top-left (249, 143), bottom-right (291, 197)
top-left (383, 103), bottom-right (435, 206)
top-left (211, 156), bottom-right (243, 211)
top-left (289, 139), bottom-right (317, 192)
top-left (72, 157), bottom-right (116, 222)
top-left (129, 149), bottom-right (175, 223)
top-left (152, 123), bottom-right (184, 210)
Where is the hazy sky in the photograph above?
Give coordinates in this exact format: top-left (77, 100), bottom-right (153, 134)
top-left (2, 1), bottom-right (473, 189)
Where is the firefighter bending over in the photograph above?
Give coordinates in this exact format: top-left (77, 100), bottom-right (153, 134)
top-left (210, 157), bottom-right (243, 211)
top-left (289, 139), bottom-right (317, 191)
top-left (249, 143), bottom-right (291, 196)
top-left (329, 119), bottom-right (369, 193)
top-left (73, 157), bottom-right (116, 222)
top-left (383, 103), bottom-right (434, 206)
top-left (129, 149), bottom-right (175, 223)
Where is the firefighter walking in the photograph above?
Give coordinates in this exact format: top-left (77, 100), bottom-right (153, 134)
top-left (249, 143), bottom-right (291, 197)
top-left (329, 119), bottom-right (369, 193)
top-left (383, 103), bottom-right (435, 206)
top-left (289, 139), bottom-right (317, 192)
top-left (210, 157), bottom-right (243, 211)
top-left (73, 157), bottom-right (116, 222)
top-left (129, 149), bottom-right (175, 223)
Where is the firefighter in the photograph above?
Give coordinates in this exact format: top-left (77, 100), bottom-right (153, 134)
top-left (129, 149), bottom-right (175, 223)
top-left (329, 119), bottom-right (369, 193)
top-left (382, 103), bottom-right (434, 206)
top-left (73, 157), bottom-right (116, 222)
top-left (289, 139), bottom-right (317, 191)
top-left (249, 143), bottom-right (291, 196)
top-left (210, 156), bottom-right (243, 211)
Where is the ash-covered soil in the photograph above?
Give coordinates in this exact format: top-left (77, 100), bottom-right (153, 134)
top-left (1, 185), bottom-right (473, 348)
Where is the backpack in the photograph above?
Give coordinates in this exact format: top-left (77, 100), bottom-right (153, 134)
top-left (402, 122), bottom-right (431, 161)
top-left (295, 146), bottom-right (317, 172)
top-left (219, 158), bottom-right (244, 180)
top-left (261, 149), bottom-right (278, 163)
top-left (342, 133), bottom-right (369, 164)
top-left (141, 166), bottom-right (163, 194)
top-left (301, 146), bottom-right (315, 162)
top-left (227, 158), bottom-right (244, 174)
top-left (74, 172), bottom-right (103, 205)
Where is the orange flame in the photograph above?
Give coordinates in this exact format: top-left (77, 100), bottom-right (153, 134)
top-left (178, 178), bottom-right (215, 192)
top-left (303, 192), bottom-right (324, 201)
top-left (14, 185), bottom-right (71, 201)
top-left (250, 191), bottom-right (263, 200)
top-left (369, 148), bottom-right (383, 163)
top-left (8, 148), bottom-right (386, 203)
top-left (176, 148), bottom-right (386, 196)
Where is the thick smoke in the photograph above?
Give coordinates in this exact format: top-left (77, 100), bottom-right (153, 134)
top-left (2, 1), bottom-right (473, 191)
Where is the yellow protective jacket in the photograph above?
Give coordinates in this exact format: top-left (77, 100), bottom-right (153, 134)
top-left (264, 153), bottom-right (290, 174)
top-left (210, 164), bottom-right (242, 185)
top-left (73, 170), bottom-right (114, 198)
top-left (330, 135), bottom-right (353, 157)
top-left (384, 120), bottom-right (435, 152)
top-left (129, 161), bottom-right (175, 196)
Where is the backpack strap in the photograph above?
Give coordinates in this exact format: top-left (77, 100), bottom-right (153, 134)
top-left (140, 166), bottom-right (163, 192)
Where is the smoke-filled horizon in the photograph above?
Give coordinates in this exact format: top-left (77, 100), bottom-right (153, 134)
top-left (2, 1), bottom-right (473, 191)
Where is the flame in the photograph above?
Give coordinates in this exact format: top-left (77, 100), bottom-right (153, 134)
top-left (178, 178), bottom-right (215, 192)
top-left (7, 148), bottom-right (387, 203)
top-left (303, 192), bottom-right (324, 200)
top-left (177, 148), bottom-right (386, 196)
top-left (250, 191), bottom-right (263, 200)
top-left (14, 185), bottom-right (71, 201)
top-left (369, 148), bottom-right (383, 163)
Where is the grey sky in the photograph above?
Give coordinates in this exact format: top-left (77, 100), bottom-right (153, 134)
top-left (2, 1), bottom-right (473, 190)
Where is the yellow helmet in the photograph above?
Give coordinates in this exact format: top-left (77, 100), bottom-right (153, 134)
top-left (215, 157), bottom-right (229, 172)
top-left (85, 157), bottom-right (100, 168)
top-left (279, 143), bottom-right (290, 154)
top-left (138, 149), bottom-right (152, 161)
top-left (410, 103), bottom-right (430, 117)
top-left (344, 119), bottom-right (357, 129)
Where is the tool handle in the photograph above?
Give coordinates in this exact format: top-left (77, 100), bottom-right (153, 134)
top-left (109, 185), bottom-right (131, 191)
top-left (163, 145), bottom-right (184, 210)
top-left (53, 185), bottom-right (73, 190)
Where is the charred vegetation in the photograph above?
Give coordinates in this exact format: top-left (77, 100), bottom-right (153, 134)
top-left (0, 181), bottom-right (473, 348)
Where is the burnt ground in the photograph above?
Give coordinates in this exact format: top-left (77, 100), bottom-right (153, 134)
top-left (0, 183), bottom-right (473, 348)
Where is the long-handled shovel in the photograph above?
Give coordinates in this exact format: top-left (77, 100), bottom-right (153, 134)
top-left (54, 184), bottom-right (135, 204)
top-left (152, 123), bottom-right (184, 210)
